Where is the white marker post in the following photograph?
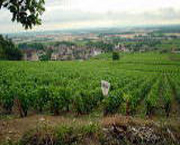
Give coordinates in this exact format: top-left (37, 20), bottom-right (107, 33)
top-left (101, 80), bottom-right (110, 96)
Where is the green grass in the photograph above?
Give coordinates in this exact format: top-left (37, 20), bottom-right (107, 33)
top-left (156, 39), bottom-right (180, 50)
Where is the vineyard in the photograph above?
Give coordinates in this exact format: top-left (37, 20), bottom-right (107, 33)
top-left (0, 52), bottom-right (180, 118)
top-left (0, 52), bottom-right (180, 144)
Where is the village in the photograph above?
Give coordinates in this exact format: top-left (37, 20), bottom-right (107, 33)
top-left (22, 42), bottom-right (129, 61)
top-left (8, 27), bottom-right (180, 61)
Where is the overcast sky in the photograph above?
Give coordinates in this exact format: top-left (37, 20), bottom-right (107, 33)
top-left (0, 0), bottom-right (180, 33)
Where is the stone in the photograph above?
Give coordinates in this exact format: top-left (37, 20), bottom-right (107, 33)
top-left (101, 80), bottom-right (110, 96)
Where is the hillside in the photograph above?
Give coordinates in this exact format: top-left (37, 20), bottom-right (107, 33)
top-left (0, 52), bottom-right (180, 144)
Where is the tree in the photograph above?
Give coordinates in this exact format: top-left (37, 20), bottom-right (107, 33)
top-left (86, 41), bottom-right (113, 52)
top-left (39, 49), bottom-right (52, 61)
top-left (0, 0), bottom-right (45, 29)
top-left (112, 51), bottom-right (120, 60)
top-left (18, 42), bottom-right (44, 50)
top-left (0, 35), bottom-right (22, 60)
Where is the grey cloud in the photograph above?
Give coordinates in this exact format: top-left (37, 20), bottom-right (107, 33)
top-left (45, 0), bottom-right (64, 6)
top-left (1, 0), bottom-right (180, 33)
top-left (0, 9), bottom-right (12, 24)
top-left (159, 8), bottom-right (180, 19)
top-left (142, 8), bottom-right (180, 20)
top-left (43, 11), bottom-right (105, 23)
top-left (42, 7), bottom-right (180, 24)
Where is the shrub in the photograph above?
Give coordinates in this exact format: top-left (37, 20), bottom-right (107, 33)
top-left (20, 123), bottom-right (101, 145)
top-left (145, 80), bottom-right (159, 117)
top-left (73, 89), bottom-right (103, 114)
top-left (1, 87), bottom-right (14, 114)
top-left (49, 87), bottom-right (72, 115)
top-left (112, 52), bottom-right (120, 60)
top-left (103, 90), bottom-right (123, 115)
top-left (161, 77), bottom-right (172, 117)
top-left (81, 123), bottom-right (100, 136)
top-left (15, 85), bottom-right (33, 117)
top-left (35, 86), bottom-right (50, 113)
top-left (0, 35), bottom-right (22, 60)
top-left (55, 125), bottom-right (78, 145)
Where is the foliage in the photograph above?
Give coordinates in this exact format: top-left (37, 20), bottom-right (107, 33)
top-left (20, 123), bottom-right (101, 145)
top-left (39, 49), bottom-right (52, 61)
top-left (0, 35), bottom-right (22, 60)
top-left (1, 86), bottom-right (14, 114)
top-left (49, 86), bottom-right (72, 115)
top-left (144, 78), bottom-right (161, 117)
top-left (0, 0), bottom-right (45, 29)
top-left (112, 51), bottom-right (120, 60)
top-left (103, 90), bottom-right (123, 115)
top-left (87, 41), bottom-right (114, 52)
top-left (160, 49), bottom-right (170, 54)
top-left (18, 42), bottom-right (44, 50)
top-left (74, 89), bottom-right (103, 114)
top-left (35, 86), bottom-right (50, 112)
top-left (160, 75), bottom-right (172, 117)
top-left (54, 41), bottom-right (76, 47)
top-left (0, 53), bottom-right (180, 118)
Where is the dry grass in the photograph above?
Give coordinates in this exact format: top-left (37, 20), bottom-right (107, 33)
top-left (0, 114), bottom-right (180, 144)
top-left (101, 114), bottom-right (154, 127)
top-left (0, 114), bottom-right (94, 143)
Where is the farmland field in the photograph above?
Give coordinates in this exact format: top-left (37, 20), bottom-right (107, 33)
top-left (1, 52), bottom-right (180, 117)
top-left (0, 52), bottom-right (180, 144)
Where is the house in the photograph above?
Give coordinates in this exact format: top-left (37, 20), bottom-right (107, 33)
top-left (114, 43), bottom-right (129, 52)
top-left (49, 43), bottom-right (104, 61)
top-left (90, 49), bottom-right (102, 56)
top-left (51, 53), bottom-right (59, 61)
top-left (23, 49), bottom-right (39, 61)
